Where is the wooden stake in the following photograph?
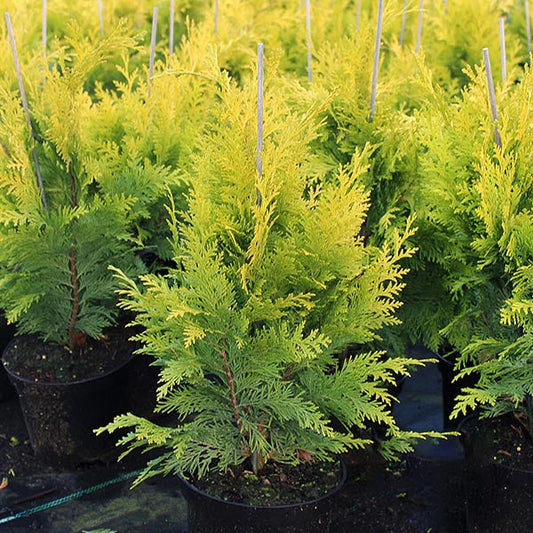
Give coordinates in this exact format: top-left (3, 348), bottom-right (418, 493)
top-left (399, 0), bottom-right (408, 46)
top-left (483, 48), bottom-right (502, 148)
top-left (97, 0), bottom-right (104, 38)
top-left (306, 0), bottom-right (312, 82)
top-left (369, 0), bottom-right (384, 122)
top-left (526, 1), bottom-right (532, 56)
top-left (256, 43), bottom-right (264, 206)
top-left (499, 17), bottom-right (507, 82)
top-left (356, 0), bottom-right (361, 33)
top-left (215, 0), bottom-right (219, 34)
top-left (169, 0), bottom-right (174, 56)
top-left (5, 12), bottom-right (48, 211)
top-left (148, 7), bottom-right (158, 97)
top-left (416, 0), bottom-right (424, 54)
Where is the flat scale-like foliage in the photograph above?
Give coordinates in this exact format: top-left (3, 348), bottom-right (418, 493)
top-left (0, 23), bottom-right (212, 350)
top-left (101, 58), bottom-right (442, 482)
top-left (447, 65), bottom-right (533, 430)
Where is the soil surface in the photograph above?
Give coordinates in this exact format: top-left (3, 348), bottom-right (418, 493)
top-left (460, 414), bottom-right (533, 533)
top-left (460, 413), bottom-right (533, 469)
top-left (193, 460), bottom-right (342, 506)
top-left (3, 328), bottom-right (135, 384)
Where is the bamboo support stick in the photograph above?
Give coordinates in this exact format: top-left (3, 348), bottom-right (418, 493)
top-left (499, 17), bottom-right (507, 82)
top-left (215, 0), bottom-right (219, 34)
top-left (97, 0), bottom-right (104, 38)
top-left (169, 0), bottom-right (174, 56)
top-left (5, 12), bottom-right (48, 211)
top-left (148, 7), bottom-right (158, 97)
top-left (399, 0), bottom-right (408, 46)
top-left (256, 43), bottom-right (264, 206)
top-left (483, 48), bottom-right (502, 148)
top-left (369, 0), bottom-right (384, 122)
top-left (356, 0), bottom-right (361, 33)
top-left (306, 0), bottom-right (312, 82)
top-left (526, 1), bottom-right (532, 56)
top-left (415, 0), bottom-right (424, 54)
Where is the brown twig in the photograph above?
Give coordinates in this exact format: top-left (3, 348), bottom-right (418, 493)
top-left (497, 449), bottom-right (512, 457)
top-left (220, 339), bottom-right (241, 429)
top-left (68, 169), bottom-right (80, 351)
top-left (68, 249), bottom-right (80, 351)
top-left (0, 140), bottom-right (11, 158)
top-left (12, 487), bottom-right (57, 506)
top-left (281, 363), bottom-right (295, 381)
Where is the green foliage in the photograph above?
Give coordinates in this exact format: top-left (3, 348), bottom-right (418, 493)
top-left (446, 64), bottom-right (533, 430)
top-left (277, 18), bottom-right (424, 358)
top-left (100, 60), bottom-right (440, 482)
top-left (421, 0), bottom-right (521, 92)
top-left (399, 60), bottom-right (508, 353)
top-left (0, 25), bottom-right (206, 350)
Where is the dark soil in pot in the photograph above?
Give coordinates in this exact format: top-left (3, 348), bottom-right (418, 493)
top-left (2, 330), bottom-right (133, 384)
top-left (193, 460), bottom-right (341, 505)
top-left (2, 329), bottom-right (156, 466)
top-left (460, 414), bottom-right (533, 532)
top-left (179, 460), bottom-right (346, 533)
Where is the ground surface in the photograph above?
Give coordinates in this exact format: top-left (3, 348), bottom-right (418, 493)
top-left (0, 345), bottom-right (467, 532)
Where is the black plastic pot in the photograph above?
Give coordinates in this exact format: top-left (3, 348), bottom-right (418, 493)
top-left (436, 350), bottom-right (477, 429)
top-left (178, 462), bottom-right (347, 533)
top-left (2, 346), bottom-right (148, 466)
top-left (460, 416), bottom-right (533, 533)
top-left (0, 316), bottom-right (16, 402)
top-left (407, 451), bottom-right (467, 531)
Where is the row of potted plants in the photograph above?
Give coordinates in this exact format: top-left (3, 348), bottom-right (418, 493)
top-left (1, 1), bottom-right (532, 531)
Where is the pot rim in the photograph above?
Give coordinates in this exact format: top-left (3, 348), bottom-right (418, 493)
top-left (178, 459), bottom-right (347, 511)
top-left (2, 336), bottom-right (135, 387)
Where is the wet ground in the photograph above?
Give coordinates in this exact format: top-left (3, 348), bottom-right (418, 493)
top-left (0, 345), bottom-right (467, 532)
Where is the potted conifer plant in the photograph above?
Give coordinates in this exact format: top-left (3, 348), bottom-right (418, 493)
top-left (0, 23), bottom-right (184, 464)
top-left (413, 52), bottom-right (533, 530)
top-left (446, 63), bottom-right (533, 533)
top-left (403, 56), bottom-right (513, 428)
top-left (100, 53), bottom-right (441, 532)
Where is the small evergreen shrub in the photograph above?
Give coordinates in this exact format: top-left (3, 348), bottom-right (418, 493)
top-left (100, 60), bottom-right (441, 483)
top-left (0, 26), bottom-right (196, 351)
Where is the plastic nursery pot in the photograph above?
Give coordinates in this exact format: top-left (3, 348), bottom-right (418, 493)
top-left (120, 351), bottom-right (159, 420)
top-left (0, 317), bottom-right (16, 402)
top-left (459, 415), bottom-right (533, 533)
top-left (178, 461), bottom-right (347, 533)
top-left (436, 350), bottom-right (477, 429)
top-left (2, 340), bottom-right (140, 466)
top-left (406, 448), bottom-right (467, 531)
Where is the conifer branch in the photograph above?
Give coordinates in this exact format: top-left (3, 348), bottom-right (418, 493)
top-left (220, 339), bottom-right (241, 429)
top-left (68, 248), bottom-right (80, 350)
top-left (5, 12), bottom-right (48, 211)
top-left (68, 169), bottom-right (80, 351)
top-left (0, 140), bottom-right (11, 158)
top-left (70, 170), bottom-right (77, 208)
top-left (281, 363), bottom-right (295, 381)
